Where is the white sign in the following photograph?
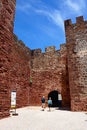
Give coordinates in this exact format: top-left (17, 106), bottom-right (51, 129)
top-left (58, 94), bottom-right (62, 100)
top-left (11, 91), bottom-right (16, 108)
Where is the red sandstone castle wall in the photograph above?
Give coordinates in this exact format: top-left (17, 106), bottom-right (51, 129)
top-left (0, 0), bottom-right (31, 119)
top-left (0, 1), bottom-right (87, 120)
top-left (0, 0), bottom-right (16, 118)
top-left (65, 16), bottom-right (87, 111)
top-left (29, 46), bottom-right (70, 107)
top-left (9, 35), bottom-right (30, 108)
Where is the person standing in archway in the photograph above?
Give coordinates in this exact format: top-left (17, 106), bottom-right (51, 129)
top-left (58, 93), bottom-right (62, 108)
top-left (48, 97), bottom-right (52, 111)
top-left (41, 96), bottom-right (45, 111)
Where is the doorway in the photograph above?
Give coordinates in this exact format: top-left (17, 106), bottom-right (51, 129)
top-left (48, 90), bottom-right (59, 107)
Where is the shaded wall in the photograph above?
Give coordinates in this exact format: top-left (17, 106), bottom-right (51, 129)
top-left (0, 0), bottom-right (16, 118)
top-left (0, 1), bottom-right (31, 119)
top-left (10, 35), bottom-right (30, 108)
top-left (65, 16), bottom-right (87, 111)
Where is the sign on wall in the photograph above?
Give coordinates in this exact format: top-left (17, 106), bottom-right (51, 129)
top-left (58, 94), bottom-right (62, 101)
top-left (11, 91), bottom-right (16, 108)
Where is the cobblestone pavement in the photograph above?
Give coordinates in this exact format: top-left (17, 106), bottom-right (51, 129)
top-left (0, 107), bottom-right (87, 130)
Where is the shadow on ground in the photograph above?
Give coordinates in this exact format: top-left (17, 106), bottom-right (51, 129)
top-left (55, 107), bottom-right (70, 111)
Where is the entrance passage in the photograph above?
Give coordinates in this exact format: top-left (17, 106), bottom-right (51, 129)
top-left (48, 90), bottom-right (59, 107)
top-left (48, 90), bottom-right (62, 107)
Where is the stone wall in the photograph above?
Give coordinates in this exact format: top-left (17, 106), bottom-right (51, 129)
top-left (65, 16), bottom-right (87, 111)
top-left (0, 1), bottom-right (87, 119)
top-left (30, 45), bottom-right (70, 107)
top-left (9, 34), bottom-right (30, 108)
top-left (0, 0), bottom-right (31, 119)
top-left (0, 0), bottom-right (16, 118)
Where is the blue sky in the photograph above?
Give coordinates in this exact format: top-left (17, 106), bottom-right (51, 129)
top-left (14, 0), bottom-right (87, 52)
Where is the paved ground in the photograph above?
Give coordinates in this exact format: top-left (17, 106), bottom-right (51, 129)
top-left (0, 106), bottom-right (87, 130)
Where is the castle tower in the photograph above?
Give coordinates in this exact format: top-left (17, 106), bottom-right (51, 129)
top-left (65, 16), bottom-right (87, 111)
top-left (0, 0), bottom-right (16, 118)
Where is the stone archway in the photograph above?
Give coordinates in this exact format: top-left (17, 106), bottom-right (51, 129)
top-left (48, 90), bottom-right (62, 107)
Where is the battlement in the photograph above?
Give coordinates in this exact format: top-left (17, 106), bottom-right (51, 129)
top-left (30, 44), bottom-right (67, 58)
top-left (76, 16), bottom-right (84, 24)
top-left (64, 16), bottom-right (85, 28)
top-left (31, 46), bottom-right (56, 56)
top-left (13, 34), bottom-right (31, 56)
top-left (64, 19), bottom-right (72, 27)
top-left (31, 49), bottom-right (42, 56)
top-left (14, 33), bottom-right (67, 58)
top-left (60, 44), bottom-right (66, 50)
top-left (31, 46), bottom-right (58, 56)
top-left (45, 46), bottom-right (56, 52)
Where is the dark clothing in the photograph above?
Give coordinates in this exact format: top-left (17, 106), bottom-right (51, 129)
top-left (58, 100), bottom-right (62, 107)
top-left (41, 97), bottom-right (45, 103)
top-left (48, 104), bottom-right (52, 107)
top-left (41, 97), bottom-right (45, 110)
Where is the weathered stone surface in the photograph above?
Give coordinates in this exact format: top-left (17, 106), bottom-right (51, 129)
top-left (30, 45), bottom-right (70, 107)
top-left (9, 34), bottom-right (30, 108)
top-left (0, 0), bottom-right (87, 119)
top-left (0, 0), bottom-right (16, 118)
top-left (65, 16), bottom-right (87, 111)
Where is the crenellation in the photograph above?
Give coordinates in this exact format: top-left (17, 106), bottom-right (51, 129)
top-left (65, 16), bottom-right (85, 28)
top-left (31, 49), bottom-right (42, 57)
top-left (45, 46), bottom-right (56, 53)
top-left (64, 19), bottom-right (72, 27)
top-left (76, 16), bottom-right (84, 24)
top-left (13, 34), bottom-right (31, 56)
top-left (55, 50), bottom-right (60, 56)
top-left (60, 44), bottom-right (66, 51)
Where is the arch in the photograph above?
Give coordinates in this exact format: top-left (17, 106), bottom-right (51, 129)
top-left (48, 90), bottom-right (62, 107)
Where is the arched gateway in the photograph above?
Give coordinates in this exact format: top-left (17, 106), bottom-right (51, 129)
top-left (48, 90), bottom-right (62, 107)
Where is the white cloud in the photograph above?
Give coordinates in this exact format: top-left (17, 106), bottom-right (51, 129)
top-left (49, 10), bottom-right (64, 30)
top-left (65, 0), bottom-right (86, 14)
top-left (34, 9), bottom-right (64, 30)
top-left (16, 0), bottom-right (86, 31)
top-left (16, 3), bottom-right (31, 14)
top-left (16, 0), bottom-right (46, 13)
top-left (16, 2), bottom-right (64, 30)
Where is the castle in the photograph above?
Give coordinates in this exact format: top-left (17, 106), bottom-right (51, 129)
top-left (0, 0), bottom-right (87, 119)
